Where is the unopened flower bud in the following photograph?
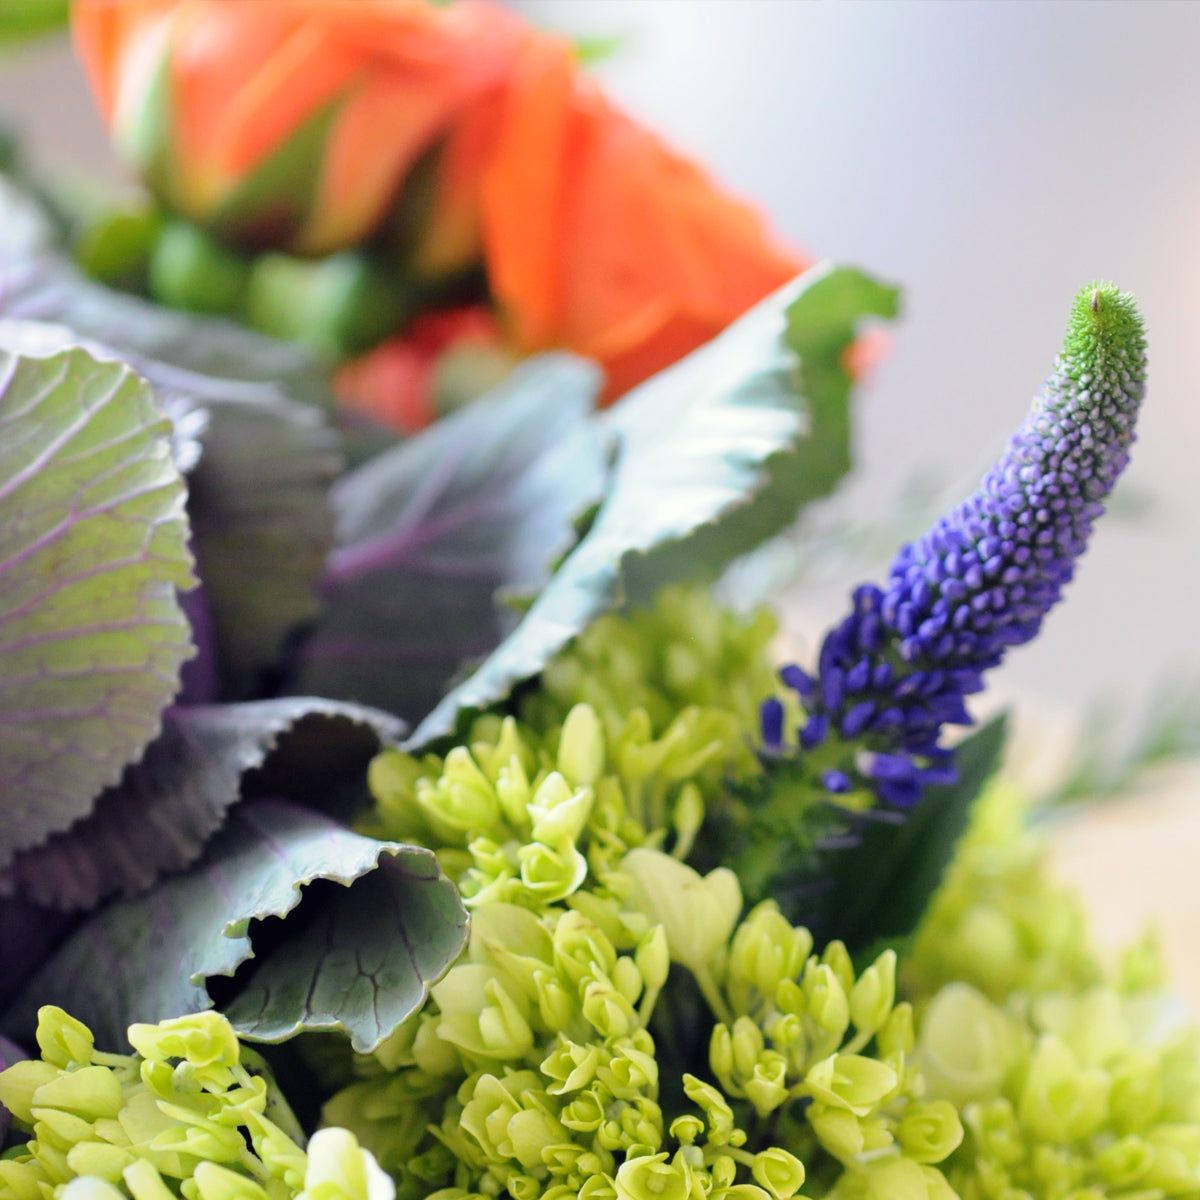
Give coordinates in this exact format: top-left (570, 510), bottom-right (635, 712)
top-left (896, 1100), bottom-right (964, 1164)
top-left (558, 705), bottom-right (607, 787)
top-left (635, 927), bottom-right (670, 995)
top-left (751, 1148), bottom-right (806, 1200)
top-left (849, 950), bottom-right (896, 1039)
top-left (36, 1007), bottom-right (96, 1069)
top-left (805, 1054), bottom-right (898, 1117)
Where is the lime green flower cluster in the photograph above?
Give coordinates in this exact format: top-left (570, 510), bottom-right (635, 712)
top-left (914, 982), bottom-right (1200, 1199)
top-left (520, 585), bottom-right (780, 765)
top-left (901, 781), bottom-right (1104, 1006)
top-left (336, 653), bottom-right (965, 1200)
top-left (0, 1008), bottom-right (390, 1200)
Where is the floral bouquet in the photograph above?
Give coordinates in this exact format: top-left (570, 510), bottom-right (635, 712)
top-left (0, 6), bottom-right (1194, 1200)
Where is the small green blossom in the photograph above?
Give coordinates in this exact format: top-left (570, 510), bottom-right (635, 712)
top-left (0, 1009), bottom-right (390, 1200)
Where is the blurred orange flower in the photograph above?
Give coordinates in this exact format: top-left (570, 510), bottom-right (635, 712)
top-left (73, 0), bottom-right (810, 408)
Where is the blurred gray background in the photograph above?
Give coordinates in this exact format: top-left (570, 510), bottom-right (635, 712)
top-left (6, 0), bottom-right (1192, 726)
top-left (3, 0), bottom-right (1200, 989)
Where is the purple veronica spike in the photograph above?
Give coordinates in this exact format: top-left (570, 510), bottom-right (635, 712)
top-left (763, 283), bottom-right (1147, 806)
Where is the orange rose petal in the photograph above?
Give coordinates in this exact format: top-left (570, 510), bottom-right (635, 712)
top-left (414, 97), bottom-right (505, 278)
top-left (481, 33), bottom-right (577, 350)
top-left (170, 4), bottom-right (358, 188)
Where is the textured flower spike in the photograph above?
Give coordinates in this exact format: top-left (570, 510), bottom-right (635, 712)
top-left (762, 283), bottom-right (1147, 807)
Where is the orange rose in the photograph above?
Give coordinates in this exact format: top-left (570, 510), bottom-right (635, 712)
top-left (72, 0), bottom-right (529, 254)
top-left (73, 0), bottom-right (809, 405)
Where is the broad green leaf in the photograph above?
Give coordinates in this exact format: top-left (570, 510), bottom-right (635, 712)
top-left (0, 698), bottom-right (405, 911)
top-left (0, 314), bottom-right (341, 700)
top-left (0, 344), bottom-right (195, 868)
top-left (290, 355), bottom-right (608, 724)
top-left (6, 799), bottom-right (467, 1054)
top-left (410, 264), bottom-right (898, 747)
top-left (821, 716), bottom-right (1009, 953)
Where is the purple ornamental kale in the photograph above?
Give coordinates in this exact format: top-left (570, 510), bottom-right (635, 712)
top-left (762, 283), bottom-right (1147, 807)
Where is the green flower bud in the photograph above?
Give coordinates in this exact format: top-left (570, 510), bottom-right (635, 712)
top-left (617, 849), bottom-right (741, 979)
top-left (865, 1159), bottom-right (956, 1200)
top-left (528, 773), bottom-right (593, 846)
top-left (614, 1154), bottom-right (687, 1200)
top-left (1108, 1055), bottom-right (1163, 1135)
top-left (127, 1012), bottom-right (241, 1070)
top-left (635, 928), bottom-right (670, 996)
top-left (681, 1076), bottom-right (743, 1148)
top-left (750, 1148), bottom-right (805, 1200)
top-left (59, 1179), bottom-right (127, 1200)
top-left (916, 983), bottom-right (1019, 1109)
top-left (671, 784), bottom-right (705, 861)
top-left (560, 1088), bottom-right (606, 1134)
top-left (1096, 1134), bottom-right (1155, 1189)
top-left (820, 942), bottom-right (855, 997)
top-left (188, 1162), bottom-right (269, 1200)
top-left (808, 1104), bottom-right (867, 1161)
top-left (597, 1042), bottom-right (658, 1100)
top-left (123, 1159), bottom-right (182, 1200)
top-left (668, 1115), bottom-right (705, 1146)
top-left (730, 1018), bottom-right (765, 1080)
top-left (804, 965), bottom-right (849, 1045)
top-left (745, 1053), bottom-right (790, 1119)
top-left (0, 1058), bottom-right (59, 1123)
top-left (849, 951), bottom-right (896, 1039)
top-left (367, 751), bottom-right (431, 842)
top-left (298, 1127), bottom-right (394, 1200)
top-left (533, 972), bottom-right (577, 1035)
top-left (720, 1188), bottom-right (771, 1200)
top-left (66, 1142), bottom-right (134, 1183)
top-left (896, 1100), bottom-right (964, 1164)
top-left (557, 706), bottom-right (607, 787)
top-left (412, 1015), bottom-right (462, 1078)
top-left (518, 840), bottom-right (589, 905)
top-left (35, 1007), bottom-right (96, 1070)
top-left (431, 966), bottom-right (534, 1062)
top-left (419, 748), bottom-right (505, 843)
top-left (710, 1025), bottom-right (735, 1083)
top-left (877, 1003), bottom-right (915, 1064)
top-left (804, 1054), bottom-right (898, 1117)
top-left (1018, 1035), bottom-right (1111, 1143)
top-left (582, 979), bottom-right (638, 1040)
top-left (34, 1065), bottom-right (124, 1120)
top-left (542, 1040), bottom-right (602, 1096)
top-left (728, 904), bottom-right (811, 1014)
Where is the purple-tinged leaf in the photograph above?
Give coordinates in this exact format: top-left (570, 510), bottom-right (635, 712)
top-left (0, 698), bottom-right (404, 911)
top-left (0, 343), bottom-right (195, 868)
top-left (0, 316), bottom-right (341, 701)
top-left (0, 1026), bottom-right (28, 1141)
top-left (410, 265), bottom-right (898, 747)
top-left (6, 799), bottom-right (467, 1055)
top-left (288, 354), bottom-right (608, 725)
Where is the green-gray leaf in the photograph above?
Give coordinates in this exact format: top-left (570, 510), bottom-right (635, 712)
top-left (0, 698), bottom-right (405, 911)
top-left (290, 355), bottom-right (608, 724)
top-left (410, 264), bottom-right (898, 747)
top-left (5, 799), bottom-right (467, 1054)
top-left (0, 344), bottom-right (195, 868)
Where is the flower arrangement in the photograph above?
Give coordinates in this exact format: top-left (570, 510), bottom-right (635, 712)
top-left (0, 6), bottom-right (1195, 1200)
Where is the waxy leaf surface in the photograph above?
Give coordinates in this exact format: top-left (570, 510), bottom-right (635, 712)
top-left (412, 264), bottom-right (899, 746)
top-left (0, 344), bottom-right (194, 868)
top-left (7, 799), bottom-right (467, 1054)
